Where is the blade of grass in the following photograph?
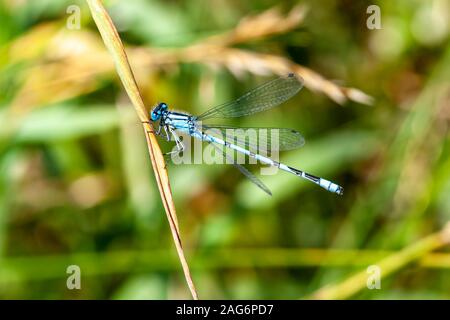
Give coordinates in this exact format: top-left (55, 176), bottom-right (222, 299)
top-left (308, 223), bottom-right (450, 300)
top-left (85, 0), bottom-right (198, 299)
top-left (3, 248), bottom-right (450, 285)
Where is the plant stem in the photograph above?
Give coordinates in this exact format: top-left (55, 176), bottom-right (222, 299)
top-left (85, 0), bottom-right (197, 299)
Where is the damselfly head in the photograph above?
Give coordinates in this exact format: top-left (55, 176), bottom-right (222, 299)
top-left (150, 102), bottom-right (168, 121)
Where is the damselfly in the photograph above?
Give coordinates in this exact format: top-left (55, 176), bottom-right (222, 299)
top-left (149, 73), bottom-right (343, 196)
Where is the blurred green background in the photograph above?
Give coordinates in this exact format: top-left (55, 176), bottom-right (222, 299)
top-left (0, 0), bottom-right (449, 299)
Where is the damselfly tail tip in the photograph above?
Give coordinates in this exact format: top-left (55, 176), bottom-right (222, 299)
top-left (329, 183), bottom-right (344, 196)
top-left (318, 178), bottom-right (344, 196)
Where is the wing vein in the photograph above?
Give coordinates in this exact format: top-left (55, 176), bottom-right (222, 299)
top-left (196, 73), bottom-right (303, 120)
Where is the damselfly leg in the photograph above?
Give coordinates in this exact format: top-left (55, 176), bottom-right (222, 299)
top-left (163, 128), bottom-right (185, 156)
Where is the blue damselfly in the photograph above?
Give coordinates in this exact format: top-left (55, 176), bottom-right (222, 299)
top-left (148, 73), bottom-right (343, 196)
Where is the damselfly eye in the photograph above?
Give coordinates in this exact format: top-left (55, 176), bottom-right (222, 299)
top-left (150, 102), bottom-right (168, 121)
top-left (150, 110), bottom-right (160, 121)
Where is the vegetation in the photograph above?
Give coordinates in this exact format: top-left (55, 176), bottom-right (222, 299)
top-left (0, 0), bottom-right (449, 299)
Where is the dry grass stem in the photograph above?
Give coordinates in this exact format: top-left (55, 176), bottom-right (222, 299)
top-left (85, 0), bottom-right (197, 299)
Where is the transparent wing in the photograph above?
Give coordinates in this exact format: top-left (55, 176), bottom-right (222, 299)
top-left (202, 125), bottom-right (305, 151)
top-left (196, 73), bottom-right (303, 120)
top-left (209, 142), bottom-right (272, 196)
